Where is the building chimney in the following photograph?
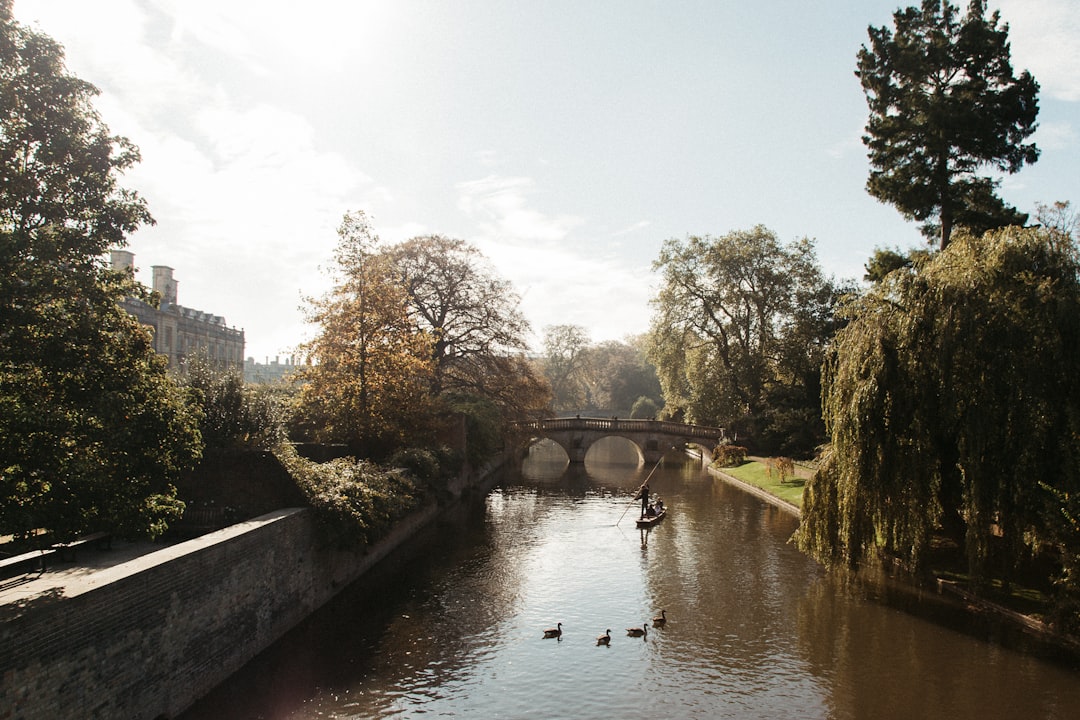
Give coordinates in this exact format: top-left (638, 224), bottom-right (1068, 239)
top-left (152, 265), bottom-right (177, 306)
top-left (110, 250), bottom-right (135, 273)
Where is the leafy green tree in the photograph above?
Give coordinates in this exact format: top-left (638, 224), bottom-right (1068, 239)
top-left (648, 226), bottom-right (843, 454)
top-left (863, 246), bottom-right (934, 283)
top-left (630, 396), bottom-right (660, 420)
top-left (296, 212), bottom-right (435, 457)
top-left (0, 12), bottom-right (201, 541)
top-left (541, 324), bottom-right (592, 412)
top-left (182, 353), bottom-right (287, 450)
top-left (857, 0), bottom-right (1039, 249)
top-left (582, 337), bottom-right (663, 416)
top-left (796, 227), bottom-right (1080, 609)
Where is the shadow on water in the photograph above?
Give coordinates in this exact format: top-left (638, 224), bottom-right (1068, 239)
top-left (178, 498), bottom-right (492, 720)
top-left (826, 563), bottom-right (1080, 670)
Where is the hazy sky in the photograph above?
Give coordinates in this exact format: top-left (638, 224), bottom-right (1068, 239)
top-left (14, 0), bottom-right (1080, 362)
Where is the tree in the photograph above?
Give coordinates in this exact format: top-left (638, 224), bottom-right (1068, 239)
top-left (648, 226), bottom-right (843, 454)
top-left (0, 14), bottom-right (201, 541)
top-left (383, 234), bottom-right (547, 419)
top-left (857, 0), bottom-right (1039, 249)
top-left (796, 226), bottom-right (1080, 613)
top-left (296, 212), bottom-right (435, 457)
top-left (582, 337), bottom-right (662, 416)
top-left (1035, 200), bottom-right (1079, 250)
top-left (182, 352), bottom-right (287, 450)
top-left (541, 324), bottom-right (592, 412)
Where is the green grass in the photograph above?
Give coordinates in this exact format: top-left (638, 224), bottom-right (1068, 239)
top-left (717, 460), bottom-right (805, 508)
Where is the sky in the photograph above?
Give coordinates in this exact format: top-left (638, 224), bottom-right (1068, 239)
top-left (13, 0), bottom-right (1080, 363)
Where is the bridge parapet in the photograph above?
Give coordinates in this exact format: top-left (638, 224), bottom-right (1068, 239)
top-left (510, 417), bottom-right (725, 463)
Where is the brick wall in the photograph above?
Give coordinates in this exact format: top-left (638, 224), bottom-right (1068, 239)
top-left (0, 504), bottom-right (441, 720)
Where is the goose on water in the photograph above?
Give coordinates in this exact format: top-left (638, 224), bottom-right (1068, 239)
top-left (543, 622), bottom-right (563, 639)
top-left (652, 610), bottom-right (667, 627)
top-left (596, 629), bottom-right (612, 646)
top-left (626, 624), bottom-right (648, 638)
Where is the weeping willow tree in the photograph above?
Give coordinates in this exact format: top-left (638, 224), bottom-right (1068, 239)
top-left (796, 225), bottom-right (1080, 603)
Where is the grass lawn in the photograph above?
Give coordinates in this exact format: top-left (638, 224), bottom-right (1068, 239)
top-left (718, 460), bottom-right (805, 508)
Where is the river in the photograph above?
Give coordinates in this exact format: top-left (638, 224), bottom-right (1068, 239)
top-left (179, 440), bottom-right (1080, 719)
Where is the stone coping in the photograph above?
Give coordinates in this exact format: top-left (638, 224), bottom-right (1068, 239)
top-left (0, 508), bottom-right (305, 610)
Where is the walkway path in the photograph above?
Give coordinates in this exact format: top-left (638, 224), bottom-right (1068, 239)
top-left (1, 539), bottom-right (174, 612)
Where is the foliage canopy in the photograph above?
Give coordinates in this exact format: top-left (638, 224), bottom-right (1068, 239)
top-left (648, 226), bottom-right (847, 455)
top-left (796, 226), bottom-right (1080, 617)
top-left (857, 0), bottom-right (1039, 249)
top-left (386, 234), bottom-right (550, 422)
top-left (0, 15), bottom-right (201, 541)
top-left (297, 215), bottom-right (549, 463)
top-left (296, 212), bottom-right (435, 457)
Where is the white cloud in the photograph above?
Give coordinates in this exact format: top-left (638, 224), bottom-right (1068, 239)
top-left (476, 236), bottom-right (654, 350)
top-left (453, 176), bottom-right (651, 349)
top-left (16, 0), bottom-right (392, 360)
top-left (456, 175), bottom-right (584, 244)
top-left (611, 221), bottom-right (652, 238)
top-left (997, 0), bottom-right (1080, 101)
top-left (150, 0), bottom-right (404, 75)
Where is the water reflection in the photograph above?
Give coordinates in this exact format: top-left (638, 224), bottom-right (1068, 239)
top-left (180, 448), bottom-right (1080, 720)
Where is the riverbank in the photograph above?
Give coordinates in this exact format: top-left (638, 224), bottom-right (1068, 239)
top-left (709, 456), bottom-right (1080, 662)
top-left (707, 461), bottom-right (802, 517)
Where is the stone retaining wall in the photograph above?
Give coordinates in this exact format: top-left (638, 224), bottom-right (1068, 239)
top-left (0, 502), bottom-right (442, 720)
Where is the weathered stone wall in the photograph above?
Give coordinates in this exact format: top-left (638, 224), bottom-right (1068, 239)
top-left (0, 504), bottom-right (441, 720)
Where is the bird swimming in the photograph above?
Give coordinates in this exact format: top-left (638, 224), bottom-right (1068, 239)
top-left (652, 609), bottom-right (667, 627)
top-left (543, 622), bottom-right (563, 639)
top-left (626, 624), bottom-right (648, 637)
top-left (596, 629), bottom-right (611, 646)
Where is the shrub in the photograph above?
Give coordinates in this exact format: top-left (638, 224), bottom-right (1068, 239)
top-left (183, 354), bottom-right (288, 450)
top-left (712, 444), bottom-right (748, 467)
top-left (630, 396), bottom-right (660, 419)
top-left (273, 442), bottom-right (423, 547)
top-left (389, 447), bottom-right (441, 482)
top-left (765, 456), bottom-right (796, 483)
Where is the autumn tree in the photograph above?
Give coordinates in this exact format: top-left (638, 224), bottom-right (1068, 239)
top-left (296, 212), bottom-right (434, 457)
top-left (0, 14), bottom-right (201, 541)
top-left (648, 226), bottom-right (844, 454)
top-left (384, 234), bottom-right (548, 420)
top-left (796, 226), bottom-right (1080, 616)
top-left (857, 0), bottom-right (1039, 249)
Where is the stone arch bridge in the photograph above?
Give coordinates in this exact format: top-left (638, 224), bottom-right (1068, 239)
top-left (510, 417), bottom-right (726, 464)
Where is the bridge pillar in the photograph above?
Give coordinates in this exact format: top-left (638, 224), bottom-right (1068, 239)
top-left (643, 448), bottom-right (666, 464)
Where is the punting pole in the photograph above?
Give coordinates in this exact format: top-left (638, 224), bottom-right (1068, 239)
top-left (616, 454), bottom-right (665, 526)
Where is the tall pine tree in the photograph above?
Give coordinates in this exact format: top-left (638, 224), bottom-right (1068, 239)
top-left (857, 0), bottom-right (1039, 249)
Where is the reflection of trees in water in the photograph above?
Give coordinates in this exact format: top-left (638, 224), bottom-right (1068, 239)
top-left (794, 568), bottom-right (1079, 719)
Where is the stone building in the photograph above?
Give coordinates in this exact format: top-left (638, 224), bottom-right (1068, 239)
top-left (111, 250), bottom-right (245, 372)
top-left (244, 355), bottom-right (297, 384)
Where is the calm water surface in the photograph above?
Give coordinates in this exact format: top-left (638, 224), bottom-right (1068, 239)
top-left (181, 441), bottom-right (1080, 719)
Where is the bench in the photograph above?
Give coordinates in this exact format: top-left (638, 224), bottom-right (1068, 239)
top-left (52, 531), bottom-right (113, 562)
top-left (0, 548), bottom-right (55, 581)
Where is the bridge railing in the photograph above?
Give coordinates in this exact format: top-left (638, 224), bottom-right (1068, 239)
top-left (510, 417), bottom-right (725, 442)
